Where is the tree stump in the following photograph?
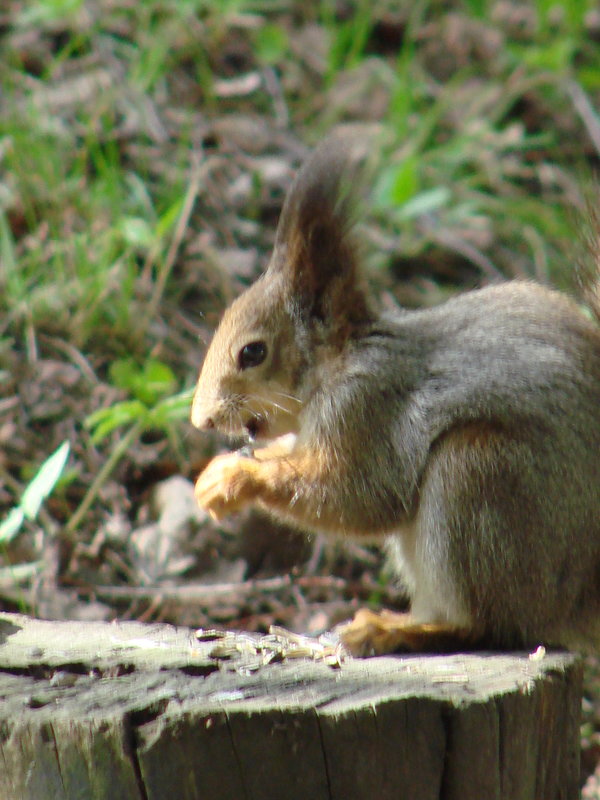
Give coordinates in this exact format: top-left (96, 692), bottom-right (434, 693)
top-left (0, 612), bottom-right (582, 800)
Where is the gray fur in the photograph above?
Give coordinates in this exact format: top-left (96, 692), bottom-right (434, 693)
top-left (300, 281), bottom-right (600, 648)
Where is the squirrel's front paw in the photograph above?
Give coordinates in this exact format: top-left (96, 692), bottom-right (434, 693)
top-left (194, 453), bottom-right (258, 521)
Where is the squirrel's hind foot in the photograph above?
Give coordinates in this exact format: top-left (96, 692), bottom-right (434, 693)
top-left (340, 608), bottom-right (477, 656)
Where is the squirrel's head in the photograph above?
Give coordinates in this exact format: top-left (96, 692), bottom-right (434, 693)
top-left (191, 130), bottom-right (375, 443)
top-left (191, 270), bottom-right (305, 441)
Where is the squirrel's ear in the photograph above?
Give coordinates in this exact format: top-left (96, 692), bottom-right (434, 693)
top-left (268, 131), bottom-right (372, 326)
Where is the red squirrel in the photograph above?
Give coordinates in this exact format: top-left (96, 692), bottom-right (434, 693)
top-left (191, 132), bottom-right (600, 655)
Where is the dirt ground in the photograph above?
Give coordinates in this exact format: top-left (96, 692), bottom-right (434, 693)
top-left (2, 2), bottom-right (600, 793)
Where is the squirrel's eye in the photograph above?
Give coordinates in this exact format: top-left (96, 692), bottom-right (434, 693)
top-left (238, 341), bottom-right (267, 370)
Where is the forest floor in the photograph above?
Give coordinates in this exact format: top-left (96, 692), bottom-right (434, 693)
top-left (1, 1), bottom-right (600, 793)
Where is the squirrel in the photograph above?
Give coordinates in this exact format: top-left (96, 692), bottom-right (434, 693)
top-left (191, 131), bottom-right (600, 656)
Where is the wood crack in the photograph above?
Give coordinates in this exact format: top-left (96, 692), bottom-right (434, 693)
top-left (0, 613), bottom-right (583, 800)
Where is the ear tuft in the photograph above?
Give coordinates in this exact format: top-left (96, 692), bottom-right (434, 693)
top-left (269, 129), bottom-right (373, 328)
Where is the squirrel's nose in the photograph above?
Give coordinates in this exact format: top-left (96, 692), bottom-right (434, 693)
top-left (191, 412), bottom-right (215, 431)
top-left (190, 395), bottom-right (215, 430)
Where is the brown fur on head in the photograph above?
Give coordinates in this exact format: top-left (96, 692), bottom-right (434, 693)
top-left (191, 131), bottom-right (375, 442)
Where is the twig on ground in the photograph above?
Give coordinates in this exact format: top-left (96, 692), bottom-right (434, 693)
top-left (566, 80), bottom-right (600, 159)
top-left (140, 156), bottom-right (210, 334)
top-left (63, 420), bottom-right (144, 543)
top-left (88, 574), bottom-right (347, 602)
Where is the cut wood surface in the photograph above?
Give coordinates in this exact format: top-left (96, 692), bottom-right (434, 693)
top-left (0, 612), bottom-right (582, 800)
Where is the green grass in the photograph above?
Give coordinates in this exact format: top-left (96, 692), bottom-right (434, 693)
top-left (2, 1), bottom-right (597, 323)
top-left (1, 0), bottom-right (599, 534)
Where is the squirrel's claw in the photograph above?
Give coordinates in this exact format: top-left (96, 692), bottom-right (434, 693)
top-left (194, 453), bottom-right (258, 520)
top-left (339, 609), bottom-right (476, 657)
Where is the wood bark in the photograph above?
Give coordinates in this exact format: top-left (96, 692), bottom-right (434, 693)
top-left (0, 612), bottom-right (582, 800)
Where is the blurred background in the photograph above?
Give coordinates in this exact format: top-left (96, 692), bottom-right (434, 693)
top-left (1, 0), bottom-right (600, 791)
